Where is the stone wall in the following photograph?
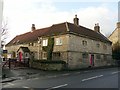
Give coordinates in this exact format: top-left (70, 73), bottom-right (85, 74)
top-left (109, 28), bottom-right (119, 45)
top-left (68, 34), bottom-right (112, 55)
top-left (53, 35), bottom-right (69, 52)
top-left (30, 61), bottom-right (66, 70)
top-left (66, 34), bottom-right (112, 69)
top-left (6, 33), bottom-right (112, 70)
top-left (6, 42), bottom-right (39, 59)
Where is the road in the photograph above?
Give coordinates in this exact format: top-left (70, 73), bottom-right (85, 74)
top-left (2, 67), bottom-right (120, 89)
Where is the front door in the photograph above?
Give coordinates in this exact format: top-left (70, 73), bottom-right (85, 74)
top-left (90, 54), bottom-right (94, 66)
top-left (19, 52), bottom-right (22, 62)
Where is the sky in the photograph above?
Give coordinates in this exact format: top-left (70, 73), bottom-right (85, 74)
top-left (3, 0), bottom-right (119, 44)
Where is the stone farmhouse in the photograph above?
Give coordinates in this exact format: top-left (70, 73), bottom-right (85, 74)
top-left (6, 15), bottom-right (112, 70)
top-left (109, 22), bottom-right (120, 46)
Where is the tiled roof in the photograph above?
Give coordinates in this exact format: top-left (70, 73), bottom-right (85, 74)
top-left (6, 27), bottom-right (50, 46)
top-left (6, 22), bottom-right (111, 46)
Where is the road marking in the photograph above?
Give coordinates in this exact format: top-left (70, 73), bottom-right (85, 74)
top-left (111, 71), bottom-right (120, 74)
top-left (47, 75), bottom-right (57, 78)
top-left (34, 78), bottom-right (39, 80)
top-left (75, 72), bottom-right (81, 74)
top-left (8, 83), bottom-right (14, 86)
top-left (84, 71), bottom-right (90, 72)
top-left (82, 75), bottom-right (103, 82)
top-left (62, 73), bottom-right (70, 76)
top-left (23, 86), bottom-right (30, 88)
top-left (27, 79), bottom-right (31, 81)
top-left (46, 84), bottom-right (68, 90)
top-left (3, 83), bottom-right (14, 87)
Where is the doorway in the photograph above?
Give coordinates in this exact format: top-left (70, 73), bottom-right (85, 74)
top-left (90, 54), bottom-right (94, 66)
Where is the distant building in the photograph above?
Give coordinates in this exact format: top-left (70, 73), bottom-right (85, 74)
top-left (6, 15), bottom-right (112, 69)
top-left (109, 22), bottom-right (120, 46)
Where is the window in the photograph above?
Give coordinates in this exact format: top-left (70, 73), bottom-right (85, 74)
top-left (25, 53), bottom-right (29, 58)
top-left (96, 54), bottom-right (101, 59)
top-left (96, 43), bottom-right (100, 48)
top-left (55, 38), bottom-right (62, 45)
top-left (42, 52), bottom-right (47, 59)
top-left (53, 52), bottom-right (61, 57)
top-left (82, 53), bottom-right (88, 59)
top-left (42, 39), bottom-right (48, 46)
top-left (82, 40), bottom-right (87, 46)
top-left (53, 52), bottom-right (61, 60)
top-left (103, 55), bottom-right (107, 61)
top-left (29, 43), bottom-right (34, 46)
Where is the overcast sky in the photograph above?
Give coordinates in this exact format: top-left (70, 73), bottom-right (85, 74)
top-left (3, 0), bottom-right (119, 44)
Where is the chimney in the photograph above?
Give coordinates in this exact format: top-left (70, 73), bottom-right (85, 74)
top-left (73, 14), bottom-right (79, 26)
top-left (94, 23), bottom-right (100, 33)
top-left (116, 22), bottom-right (120, 28)
top-left (31, 24), bottom-right (36, 31)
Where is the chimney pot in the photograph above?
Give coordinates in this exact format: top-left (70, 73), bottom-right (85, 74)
top-left (31, 24), bottom-right (36, 31)
top-left (117, 22), bottom-right (120, 28)
top-left (73, 14), bottom-right (79, 26)
top-left (94, 23), bottom-right (100, 33)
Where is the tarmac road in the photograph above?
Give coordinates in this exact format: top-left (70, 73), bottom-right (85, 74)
top-left (2, 67), bottom-right (120, 89)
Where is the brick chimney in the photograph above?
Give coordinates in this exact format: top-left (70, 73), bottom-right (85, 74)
top-left (94, 23), bottom-right (100, 33)
top-left (73, 15), bottom-right (79, 26)
top-left (31, 24), bottom-right (36, 31)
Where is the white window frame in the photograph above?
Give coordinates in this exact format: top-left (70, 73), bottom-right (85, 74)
top-left (42, 39), bottom-right (48, 46)
top-left (42, 52), bottom-right (47, 59)
top-left (55, 38), bottom-right (62, 45)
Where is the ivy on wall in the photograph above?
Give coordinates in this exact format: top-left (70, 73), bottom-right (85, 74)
top-left (42, 37), bottom-right (54, 60)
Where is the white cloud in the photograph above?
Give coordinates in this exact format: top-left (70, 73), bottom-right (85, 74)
top-left (76, 6), bottom-right (117, 35)
top-left (3, 0), bottom-right (117, 43)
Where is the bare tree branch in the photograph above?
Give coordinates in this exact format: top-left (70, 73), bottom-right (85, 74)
top-left (1, 20), bottom-right (8, 46)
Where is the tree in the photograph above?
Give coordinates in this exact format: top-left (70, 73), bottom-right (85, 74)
top-left (1, 21), bottom-right (8, 48)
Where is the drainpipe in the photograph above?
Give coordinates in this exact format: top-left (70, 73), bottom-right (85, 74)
top-left (38, 37), bottom-right (42, 60)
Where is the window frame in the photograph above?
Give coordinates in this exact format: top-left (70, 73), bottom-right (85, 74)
top-left (96, 54), bottom-right (101, 59)
top-left (55, 38), bottom-right (62, 45)
top-left (82, 53), bottom-right (88, 59)
top-left (42, 52), bottom-right (47, 59)
top-left (96, 43), bottom-right (100, 48)
top-left (42, 39), bottom-right (48, 46)
top-left (82, 40), bottom-right (87, 46)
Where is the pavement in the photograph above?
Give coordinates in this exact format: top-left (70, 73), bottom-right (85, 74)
top-left (1, 66), bottom-right (72, 83)
top-left (2, 67), bottom-right (47, 83)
